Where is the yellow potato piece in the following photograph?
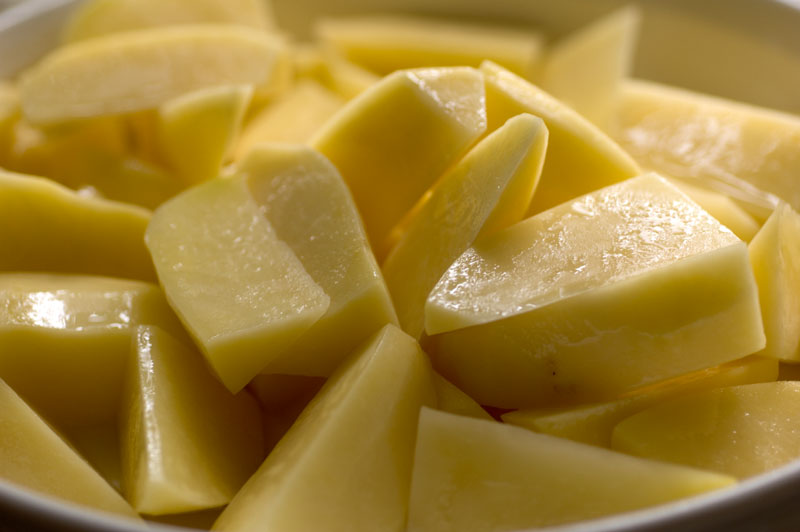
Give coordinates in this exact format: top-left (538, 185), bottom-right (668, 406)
top-left (312, 66), bottom-right (486, 248)
top-left (382, 113), bottom-right (547, 338)
top-left (749, 203), bottom-right (800, 361)
top-left (239, 145), bottom-right (397, 377)
top-left (0, 169), bottom-right (155, 281)
top-left (613, 79), bottom-right (800, 220)
top-left (612, 382), bottom-right (800, 478)
top-left (146, 173), bottom-right (329, 393)
top-left (503, 355), bottom-right (777, 448)
top-left (408, 408), bottom-right (735, 532)
top-left (234, 80), bottom-right (344, 159)
top-left (541, 6), bottom-right (640, 128)
top-left (0, 378), bottom-right (141, 521)
top-left (21, 25), bottom-right (288, 124)
top-left (673, 179), bottom-right (760, 242)
top-left (213, 324), bottom-right (436, 532)
top-left (158, 84), bottom-right (252, 185)
top-left (481, 61), bottom-right (640, 215)
top-left (432, 373), bottom-right (491, 421)
top-left (425, 174), bottom-right (765, 408)
top-left (316, 15), bottom-right (543, 79)
top-left (0, 273), bottom-right (180, 427)
top-left (63, 0), bottom-right (275, 42)
top-left (121, 326), bottom-right (264, 515)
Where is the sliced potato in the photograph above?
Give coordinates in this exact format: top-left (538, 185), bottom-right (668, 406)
top-left (612, 382), bottom-right (800, 478)
top-left (541, 6), bottom-right (640, 128)
top-left (21, 25), bottom-right (288, 124)
top-left (408, 408), bottom-right (735, 532)
top-left (158, 84), bottom-right (252, 185)
top-left (0, 169), bottom-right (155, 281)
top-left (426, 175), bottom-right (765, 408)
top-left (481, 60), bottom-right (640, 215)
top-left (0, 378), bottom-right (142, 521)
top-left (317, 15), bottom-right (543, 79)
top-left (382, 114), bottom-right (547, 338)
top-left (63, 0), bottom-right (275, 42)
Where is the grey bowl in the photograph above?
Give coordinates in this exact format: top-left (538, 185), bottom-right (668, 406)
top-left (1, 1), bottom-right (799, 531)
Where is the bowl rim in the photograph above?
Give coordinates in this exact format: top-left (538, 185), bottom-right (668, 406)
top-left (2, 1), bottom-right (800, 531)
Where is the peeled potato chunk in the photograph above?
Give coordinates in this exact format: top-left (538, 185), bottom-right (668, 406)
top-left (121, 326), bottom-right (263, 515)
top-left (407, 408), bottom-right (735, 532)
top-left (63, 0), bottom-right (275, 43)
top-left (481, 61), bottom-right (640, 215)
top-left (503, 355), bottom-right (777, 448)
top-left (157, 84), bottom-right (252, 185)
top-left (613, 79), bottom-right (800, 219)
top-left (20, 25), bottom-right (288, 124)
top-left (234, 80), bottom-right (344, 158)
top-left (145, 173), bottom-right (329, 393)
top-left (612, 382), bottom-right (800, 478)
top-left (426, 174), bottom-right (765, 408)
top-left (312, 66), bottom-right (486, 248)
top-left (0, 378), bottom-right (141, 521)
top-left (0, 273), bottom-right (180, 427)
top-left (382, 113), bottom-right (547, 338)
top-left (0, 169), bottom-right (155, 281)
top-left (213, 324), bottom-right (436, 532)
top-left (239, 145), bottom-right (397, 377)
top-left (748, 203), bottom-right (800, 361)
top-left (541, 6), bottom-right (640, 128)
top-left (316, 15), bottom-right (543, 79)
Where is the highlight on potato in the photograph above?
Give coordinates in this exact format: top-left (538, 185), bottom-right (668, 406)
top-left (1, 0), bottom-right (800, 531)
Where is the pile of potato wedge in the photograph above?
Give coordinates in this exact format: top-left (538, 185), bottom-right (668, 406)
top-left (2, 1), bottom-right (800, 531)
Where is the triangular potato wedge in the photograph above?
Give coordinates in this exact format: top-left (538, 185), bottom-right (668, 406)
top-left (213, 324), bottom-right (435, 532)
top-left (426, 174), bottom-right (764, 408)
top-left (146, 173), bottom-right (330, 393)
top-left (0, 378), bottom-right (141, 521)
top-left (0, 169), bottom-right (155, 281)
top-left (612, 382), bottom-right (800, 478)
top-left (481, 60), bottom-right (640, 216)
top-left (748, 203), bottom-right (800, 361)
top-left (408, 408), bottom-right (735, 532)
top-left (121, 326), bottom-right (263, 514)
top-left (157, 84), bottom-right (252, 185)
top-left (240, 145), bottom-right (397, 377)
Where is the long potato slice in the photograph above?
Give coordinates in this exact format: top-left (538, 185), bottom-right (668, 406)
top-left (21, 25), bottom-right (288, 124)
top-left (63, 0), bottom-right (275, 42)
